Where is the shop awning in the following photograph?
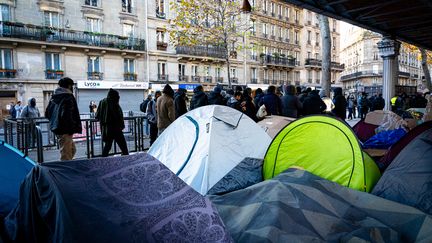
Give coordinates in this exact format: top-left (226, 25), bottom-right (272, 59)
top-left (284, 0), bottom-right (432, 50)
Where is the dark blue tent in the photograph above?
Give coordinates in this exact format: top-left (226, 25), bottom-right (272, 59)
top-left (2, 153), bottom-right (232, 242)
top-left (0, 141), bottom-right (35, 218)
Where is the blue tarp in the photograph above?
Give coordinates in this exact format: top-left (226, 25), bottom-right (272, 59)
top-left (363, 128), bottom-right (407, 149)
top-left (0, 141), bottom-right (35, 218)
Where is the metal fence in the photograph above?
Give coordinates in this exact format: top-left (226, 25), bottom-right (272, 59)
top-left (3, 114), bottom-right (149, 163)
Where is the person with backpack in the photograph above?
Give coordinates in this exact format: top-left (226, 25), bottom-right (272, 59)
top-left (45, 77), bottom-right (81, 161)
top-left (147, 91), bottom-right (161, 145)
top-left (96, 89), bottom-right (129, 157)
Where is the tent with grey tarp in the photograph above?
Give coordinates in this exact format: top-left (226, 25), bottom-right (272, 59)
top-left (372, 128), bottom-right (432, 214)
top-left (209, 168), bottom-right (432, 242)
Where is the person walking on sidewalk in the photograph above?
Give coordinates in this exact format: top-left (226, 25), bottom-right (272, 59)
top-left (45, 77), bottom-right (82, 161)
top-left (96, 88), bottom-right (129, 157)
top-left (147, 91), bottom-right (161, 145)
top-left (157, 84), bottom-right (175, 135)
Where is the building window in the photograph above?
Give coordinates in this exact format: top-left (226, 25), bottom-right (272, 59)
top-left (307, 51), bottom-right (311, 59)
top-left (271, 25), bottom-right (275, 37)
top-left (122, 0), bottom-right (133, 13)
top-left (156, 0), bottom-right (165, 18)
top-left (333, 19), bottom-right (337, 31)
top-left (178, 63), bottom-right (185, 76)
top-left (124, 59), bottom-right (135, 73)
top-left (332, 37), bottom-right (336, 50)
top-left (250, 20), bottom-right (255, 35)
top-left (278, 26), bottom-right (282, 39)
top-left (45, 53), bottom-right (61, 70)
top-left (123, 23), bottom-right (134, 37)
top-left (251, 68), bottom-right (256, 79)
top-left (86, 17), bottom-right (100, 32)
top-left (158, 62), bottom-right (167, 80)
top-left (307, 30), bottom-right (311, 43)
top-left (294, 31), bottom-right (299, 43)
top-left (230, 68), bottom-right (236, 78)
top-left (88, 56), bottom-right (100, 73)
top-left (295, 10), bottom-right (299, 22)
top-left (44, 11), bottom-right (60, 28)
top-left (157, 30), bottom-right (165, 42)
top-left (215, 67), bottom-right (221, 79)
top-left (271, 2), bottom-right (275, 14)
top-left (315, 53), bottom-right (319, 59)
top-left (85, 0), bottom-right (98, 7)
top-left (263, 0), bottom-right (267, 12)
top-left (278, 4), bottom-right (282, 17)
top-left (191, 65), bottom-right (198, 76)
top-left (262, 23), bottom-right (267, 37)
top-left (0, 49), bottom-right (13, 69)
top-left (0, 4), bottom-right (10, 22)
top-left (285, 7), bottom-right (289, 18)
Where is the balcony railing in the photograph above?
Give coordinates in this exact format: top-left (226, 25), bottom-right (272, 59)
top-left (157, 41), bottom-right (168, 51)
top-left (176, 46), bottom-right (226, 59)
top-left (0, 69), bottom-right (16, 78)
top-left (304, 58), bottom-right (345, 70)
top-left (340, 71), bottom-right (382, 81)
top-left (250, 78), bottom-right (258, 84)
top-left (262, 33), bottom-right (268, 38)
top-left (88, 72), bottom-right (103, 80)
top-left (216, 77), bottom-right (223, 83)
top-left (191, 75), bottom-right (201, 82)
top-left (0, 21), bottom-right (146, 51)
top-left (157, 74), bottom-right (168, 82)
top-left (124, 73), bottom-right (137, 81)
top-left (261, 55), bottom-right (297, 68)
top-left (315, 79), bottom-right (320, 84)
top-left (263, 79), bottom-right (270, 84)
top-left (278, 36), bottom-right (283, 41)
top-left (270, 35), bottom-right (275, 40)
top-left (45, 70), bottom-right (64, 80)
top-left (230, 77), bottom-right (238, 84)
top-left (271, 80), bottom-right (278, 85)
top-left (203, 76), bottom-right (212, 83)
top-left (122, 4), bottom-right (133, 14)
top-left (251, 54), bottom-right (258, 61)
top-left (399, 71), bottom-right (410, 77)
top-left (307, 78), bottom-right (312, 83)
top-left (85, 0), bottom-right (98, 7)
top-left (179, 75), bottom-right (188, 82)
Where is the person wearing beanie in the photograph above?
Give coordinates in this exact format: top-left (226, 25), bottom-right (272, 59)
top-left (45, 77), bottom-right (82, 160)
top-left (174, 88), bottom-right (188, 118)
top-left (190, 85), bottom-right (209, 110)
top-left (96, 88), bottom-right (129, 157)
top-left (157, 84), bottom-right (176, 135)
top-left (208, 86), bottom-right (226, 105)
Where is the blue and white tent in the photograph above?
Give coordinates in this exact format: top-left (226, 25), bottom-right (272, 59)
top-left (148, 105), bottom-right (271, 195)
top-left (0, 141), bottom-right (36, 217)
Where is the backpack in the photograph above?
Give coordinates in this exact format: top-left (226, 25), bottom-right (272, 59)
top-left (140, 100), bottom-right (149, 113)
top-left (146, 100), bottom-right (156, 124)
top-left (45, 98), bottom-right (65, 134)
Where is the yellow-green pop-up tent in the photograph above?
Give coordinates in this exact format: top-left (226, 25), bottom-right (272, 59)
top-left (263, 115), bottom-right (381, 192)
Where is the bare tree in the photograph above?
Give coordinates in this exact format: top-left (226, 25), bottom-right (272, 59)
top-left (169, 0), bottom-right (251, 88)
top-left (318, 15), bottom-right (331, 97)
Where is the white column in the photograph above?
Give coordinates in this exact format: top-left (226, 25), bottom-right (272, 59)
top-left (378, 38), bottom-right (400, 111)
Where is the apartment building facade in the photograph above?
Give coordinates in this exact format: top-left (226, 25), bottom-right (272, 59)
top-left (0, 0), bottom-right (147, 121)
top-left (340, 26), bottom-right (422, 95)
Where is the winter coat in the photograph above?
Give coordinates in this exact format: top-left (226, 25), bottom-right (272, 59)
top-left (260, 93), bottom-right (282, 116)
top-left (281, 94), bottom-right (302, 118)
top-left (45, 87), bottom-right (82, 135)
top-left (208, 91), bottom-right (226, 105)
top-left (174, 93), bottom-right (188, 118)
top-left (254, 93), bottom-right (264, 112)
top-left (372, 97), bottom-right (385, 110)
top-left (227, 97), bottom-right (242, 112)
top-left (243, 95), bottom-right (257, 121)
top-left (156, 94), bottom-right (175, 129)
top-left (96, 89), bottom-right (125, 140)
top-left (302, 93), bottom-right (327, 115)
top-left (332, 88), bottom-right (347, 120)
top-left (20, 98), bottom-right (40, 119)
top-left (190, 90), bottom-right (208, 110)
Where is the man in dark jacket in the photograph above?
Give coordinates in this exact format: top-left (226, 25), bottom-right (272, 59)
top-left (96, 89), bottom-right (129, 157)
top-left (332, 87), bottom-right (348, 120)
top-left (190, 85), bottom-right (208, 110)
top-left (372, 93), bottom-right (385, 110)
top-left (253, 88), bottom-right (264, 112)
top-left (259, 86), bottom-right (282, 116)
top-left (281, 85), bottom-right (302, 118)
top-left (208, 86), bottom-right (226, 105)
top-left (45, 77), bottom-right (82, 161)
top-left (174, 88), bottom-right (188, 118)
top-left (302, 90), bottom-right (327, 115)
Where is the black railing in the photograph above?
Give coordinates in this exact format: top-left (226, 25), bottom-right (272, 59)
top-left (156, 11), bottom-right (166, 19)
top-left (263, 79), bottom-right (270, 84)
top-left (0, 21), bottom-right (146, 51)
top-left (88, 72), bottom-right (103, 80)
top-left (250, 78), bottom-right (258, 84)
top-left (122, 4), bottom-right (133, 13)
top-left (179, 75), bottom-right (188, 82)
top-left (305, 58), bottom-right (345, 70)
top-left (85, 0), bottom-right (98, 7)
top-left (124, 73), bottom-right (137, 81)
top-left (3, 115), bottom-right (149, 163)
top-left (176, 45), bottom-right (226, 59)
top-left (191, 75), bottom-right (201, 82)
top-left (157, 74), bottom-right (168, 82)
top-left (399, 71), bottom-right (410, 77)
top-left (45, 70), bottom-right (64, 79)
top-left (230, 77), bottom-right (238, 83)
top-left (0, 69), bottom-right (17, 78)
top-left (261, 55), bottom-right (296, 67)
top-left (216, 77), bottom-right (223, 83)
top-left (203, 76), bottom-right (212, 83)
top-left (340, 71), bottom-right (382, 81)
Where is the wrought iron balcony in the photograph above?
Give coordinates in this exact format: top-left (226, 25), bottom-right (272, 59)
top-left (251, 54), bottom-right (258, 61)
top-left (191, 75), bottom-right (201, 82)
top-left (261, 55), bottom-right (297, 68)
top-left (271, 80), bottom-right (278, 85)
top-left (157, 41), bottom-right (168, 51)
top-left (399, 71), bottom-right (410, 77)
top-left (124, 73), bottom-right (137, 81)
top-left (88, 72), bottom-right (103, 80)
top-left (216, 77), bottom-right (224, 83)
top-left (157, 74), bottom-right (168, 82)
top-left (0, 69), bottom-right (16, 78)
top-left (250, 78), bottom-right (258, 84)
top-left (45, 70), bottom-right (64, 80)
top-left (263, 79), bottom-right (270, 84)
top-left (307, 78), bottom-right (312, 83)
top-left (122, 4), bottom-right (133, 14)
top-left (178, 75), bottom-right (188, 82)
top-left (230, 77), bottom-right (239, 84)
top-left (203, 76), bottom-right (212, 83)
top-left (0, 21), bottom-right (146, 51)
top-left (340, 71), bottom-right (382, 81)
top-left (304, 58), bottom-right (345, 71)
top-left (315, 79), bottom-right (320, 84)
top-left (176, 46), bottom-right (227, 59)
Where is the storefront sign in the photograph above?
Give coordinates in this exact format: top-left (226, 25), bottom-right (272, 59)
top-left (150, 83), bottom-right (179, 91)
top-left (77, 81), bottom-right (149, 90)
top-left (179, 84), bottom-right (201, 91)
